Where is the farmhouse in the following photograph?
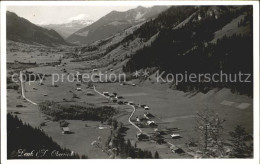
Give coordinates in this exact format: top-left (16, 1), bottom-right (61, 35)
top-left (62, 127), bottom-right (71, 134)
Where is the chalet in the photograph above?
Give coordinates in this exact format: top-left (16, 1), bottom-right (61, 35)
top-left (103, 92), bottom-right (109, 96)
top-left (128, 101), bottom-right (134, 105)
top-left (116, 96), bottom-right (124, 99)
top-left (112, 92), bottom-right (117, 96)
top-left (109, 94), bottom-right (115, 98)
top-left (136, 132), bottom-right (149, 141)
top-left (147, 120), bottom-right (157, 127)
top-left (156, 138), bottom-right (166, 144)
top-left (86, 92), bottom-right (93, 96)
top-left (144, 112), bottom-right (154, 119)
top-left (117, 101), bottom-right (124, 105)
top-left (144, 114), bottom-right (149, 120)
top-left (140, 105), bottom-right (146, 108)
top-left (111, 98), bottom-right (117, 103)
top-left (62, 127), bottom-right (71, 134)
top-left (171, 134), bottom-right (181, 139)
top-left (170, 145), bottom-right (185, 154)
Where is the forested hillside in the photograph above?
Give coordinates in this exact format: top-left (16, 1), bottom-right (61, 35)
top-left (122, 6), bottom-right (253, 96)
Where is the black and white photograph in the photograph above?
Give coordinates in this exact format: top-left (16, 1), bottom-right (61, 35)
top-left (1, 1), bottom-right (259, 163)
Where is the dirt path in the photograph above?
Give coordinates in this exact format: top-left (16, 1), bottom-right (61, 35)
top-left (93, 86), bottom-right (142, 133)
top-left (19, 71), bottom-right (38, 106)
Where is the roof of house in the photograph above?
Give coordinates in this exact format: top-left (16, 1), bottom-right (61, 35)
top-left (171, 134), bottom-right (180, 138)
top-left (147, 120), bottom-right (155, 124)
top-left (62, 127), bottom-right (70, 132)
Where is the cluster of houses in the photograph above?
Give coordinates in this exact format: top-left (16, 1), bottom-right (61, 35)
top-left (101, 90), bottom-right (183, 154)
top-left (102, 91), bottom-right (149, 108)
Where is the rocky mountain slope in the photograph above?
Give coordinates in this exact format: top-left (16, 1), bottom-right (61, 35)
top-left (7, 11), bottom-right (69, 47)
top-left (66, 6), bottom-right (167, 45)
top-left (41, 16), bottom-right (94, 39)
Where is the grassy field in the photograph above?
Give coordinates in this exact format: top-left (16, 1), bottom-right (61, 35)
top-left (7, 41), bottom-right (253, 159)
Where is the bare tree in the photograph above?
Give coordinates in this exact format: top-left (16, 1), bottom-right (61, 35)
top-left (195, 107), bottom-right (226, 157)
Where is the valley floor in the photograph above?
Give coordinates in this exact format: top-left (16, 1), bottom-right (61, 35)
top-left (6, 42), bottom-right (253, 159)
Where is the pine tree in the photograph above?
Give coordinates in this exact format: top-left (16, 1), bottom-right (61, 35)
top-left (154, 151), bottom-right (159, 159)
top-left (229, 125), bottom-right (253, 158)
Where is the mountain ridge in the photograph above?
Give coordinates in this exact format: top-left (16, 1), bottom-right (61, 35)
top-left (66, 6), bottom-right (168, 45)
top-left (7, 11), bottom-right (69, 47)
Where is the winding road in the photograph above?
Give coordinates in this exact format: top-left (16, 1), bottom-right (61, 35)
top-left (93, 86), bottom-right (142, 133)
top-left (19, 68), bottom-right (143, 134)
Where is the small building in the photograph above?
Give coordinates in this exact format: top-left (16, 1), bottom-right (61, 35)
top-left (171, 134), bottom-right (181, 139)
top-left (147, 120), bottom-right (157, 127)
top-left (113, 92), bottom-right (117, 96)
top-left (144, 114), bottom-right (149, 120)
top-left (144, 106), bottom-right (149, 110)
top-left (136, 117), bottom-right (140, 122)
top-left (117, 101), bottom-right (124, 105)
top-left (86, 91), bottom-right (93, 96)
top-left (144, 112), bottom-right (154, 119)
top-left (76, 88), bottom-right (82, 91)
top-left (116, 96), bottom-right (124, 99)
top-left (128, 101), bottom-right (134, 105)
top-left (62, 127), bottom-right (71, 134)
top-left (170, 145), bottom-right (185, 154)
top-left (156, 138), bottom-right (166, 144)
top-left (111, 98), bottom-right (117, 103)
top-left (109, 94), bottom-right (115, 98)
top-left (136, 132), bottom-right (149, 141)
top-left (103, 92), bottom-right (109, 96)
top-left (140, 105), bottom-right (146, 108)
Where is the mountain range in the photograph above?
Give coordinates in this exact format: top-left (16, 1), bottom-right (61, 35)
top-left (41, 16), bottom-right (94, 39)
top-left (66, 6), bottom-right (168, 45)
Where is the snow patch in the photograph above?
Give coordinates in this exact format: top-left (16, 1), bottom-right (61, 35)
top-left (135, 12), bottom-right (145, 20)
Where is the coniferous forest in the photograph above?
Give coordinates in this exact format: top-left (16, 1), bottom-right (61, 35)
top-left (122, 6), bottom-right (253, 96)
top-left (7, 114), bottom-right (87, 159)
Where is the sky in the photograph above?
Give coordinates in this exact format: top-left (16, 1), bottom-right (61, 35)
top-left (6, 6), bottom-right (139, 25)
